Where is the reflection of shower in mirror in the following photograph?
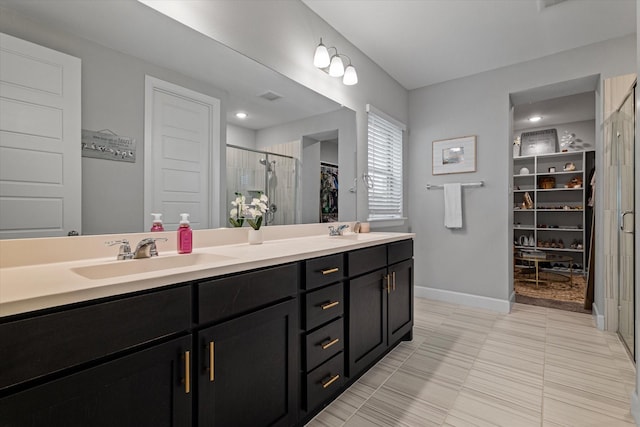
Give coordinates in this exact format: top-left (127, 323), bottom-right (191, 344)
top-left (226, 145), bottom-right (298, 226)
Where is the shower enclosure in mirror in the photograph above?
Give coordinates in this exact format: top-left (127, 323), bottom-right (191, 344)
top-left (226, 145), bottom-right (298, 226)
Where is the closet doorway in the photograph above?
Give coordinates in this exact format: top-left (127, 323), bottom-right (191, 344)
top-left (511, 79), bottom-right (597, 314)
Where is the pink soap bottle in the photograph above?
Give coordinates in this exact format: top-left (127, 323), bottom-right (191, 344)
top-left (177, 213), bottom-right (192, 254)
top-left (150, 213), bottom-right (164, 232)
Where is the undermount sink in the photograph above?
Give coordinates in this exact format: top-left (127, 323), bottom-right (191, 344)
top-left (72, 253), bottom-right (236, 280)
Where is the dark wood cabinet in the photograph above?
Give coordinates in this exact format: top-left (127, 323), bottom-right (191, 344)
top-left (388, 258), bottom-right (414, 344)
top-left (346, 240), bottom-right (414, 378)
top-left (197, 299), bottom-right (298, 427)
top-left (347, 267), bottom-right (388, 376)
top-left (0, 335), bottom-right (192, 427)
top-left (1, 238), bottom-right (413, 427)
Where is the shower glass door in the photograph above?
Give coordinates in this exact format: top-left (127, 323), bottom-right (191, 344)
top-left (615, 88), bottom-right (636, 357)
top-left (226, 146), bottom-right (298, 226)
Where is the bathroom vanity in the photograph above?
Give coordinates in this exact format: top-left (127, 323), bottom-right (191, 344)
top-left (0, 229), bottom-right (413, 426)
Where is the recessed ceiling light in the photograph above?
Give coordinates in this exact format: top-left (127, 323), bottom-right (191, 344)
top-left (528, 116), bottom-right (542, 122)
top-left (235, 112), bottom-right (248, 119)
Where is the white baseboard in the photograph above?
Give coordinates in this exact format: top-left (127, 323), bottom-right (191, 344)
top-left (415, 286), bottom-right (511, 314)
top-left (631, 390), bottom-right (640, 426)
top-left (592, 302), bottom-right (605, 330)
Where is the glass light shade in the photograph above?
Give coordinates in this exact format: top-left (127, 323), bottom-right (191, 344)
top-left (313, 43), bottom-right (330, 68)
top-left (343, 65), bottom-right (358, 85)
top-left (328, 55), bottom-right (344, 77)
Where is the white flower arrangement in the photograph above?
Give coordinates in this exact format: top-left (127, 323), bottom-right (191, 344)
top-left (229, 192), bottom-right (246, 227)
top-left (229, 192), bottom-right (269, 229)
top-left (246, 193), bottom-right (269, 230)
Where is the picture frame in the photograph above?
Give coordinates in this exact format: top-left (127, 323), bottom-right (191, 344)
top-left (519, 129), bottom-right (557, 156)
top-left (432, 135), bottom-right (476, 175)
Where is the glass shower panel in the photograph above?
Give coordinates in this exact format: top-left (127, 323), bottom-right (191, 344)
top-left (226, 146), bottom-right (265, 225)
top-left (616, 89), bottom-right (635, 358)
top-left (265, 153), bottom-right (298, 225)
top-left (226, 146), bottom-right (298, 226)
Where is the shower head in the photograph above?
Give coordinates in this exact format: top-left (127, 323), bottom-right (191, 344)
top-left (259, 158), bottom-right (267, 165)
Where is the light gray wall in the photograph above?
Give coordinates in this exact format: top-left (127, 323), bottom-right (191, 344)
top-left (302, 138), bottom-right (321, 223)
top-left (227, 124), bottom-right (256, 149)
top-left (408, 35), bottom-right (635, 306)
top-left (0, 10), bottom-right (228, 235)
top-left (256, 108), bottom-right (357, 221)
top-left (321, 140), bottom-right (339, 165)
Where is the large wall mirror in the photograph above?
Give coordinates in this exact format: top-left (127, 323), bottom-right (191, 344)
top-left (0, 0), bottom-right (356, 238)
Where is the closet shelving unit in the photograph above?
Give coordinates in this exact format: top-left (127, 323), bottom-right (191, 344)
top-left (513, 150), bottom-right (594, 274)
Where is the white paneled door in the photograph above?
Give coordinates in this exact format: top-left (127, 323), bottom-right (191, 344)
top-left (0, 33), bottom-right (81, 239)
top-left (144, 76), bottom-right (220, 231)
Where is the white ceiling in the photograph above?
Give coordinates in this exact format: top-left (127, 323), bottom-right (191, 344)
top-left (303, 0), bottom-right (636, 90)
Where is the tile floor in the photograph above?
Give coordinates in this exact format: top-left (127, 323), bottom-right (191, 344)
top-left (307, 297), bottom-right (637, 427)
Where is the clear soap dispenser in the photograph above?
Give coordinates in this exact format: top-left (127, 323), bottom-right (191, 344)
top-left (150, 213), bottom-right (164, 232)
top-left (177, 213), bottom-right (192, 254)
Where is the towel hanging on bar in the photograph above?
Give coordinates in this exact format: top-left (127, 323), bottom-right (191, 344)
top-left (443, 183), bottom-right (462, 229)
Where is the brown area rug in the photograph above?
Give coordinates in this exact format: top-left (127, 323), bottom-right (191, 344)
top-left (514, 270), bottom-right (591, 314)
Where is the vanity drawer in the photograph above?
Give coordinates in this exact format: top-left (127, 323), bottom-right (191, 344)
top-left (0, 285), bottom-right (191, 391)
top-left (305, 318), bottom-right (344, 372)
top-left (198, 263), bottom-right (298, 325)
top-left (304, 282), bottom-right (343, 330)
top-left (305, 352), bottom-right (344, 411)
top-left (348, 244), bottom-right (386, 277)
top-left (305, 254), bottom-right (344, 290)
top-left (388, 239), bottom-right (413, 265)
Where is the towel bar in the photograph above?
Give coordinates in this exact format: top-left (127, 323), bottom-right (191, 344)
top-left (426, 181), bottom-right (484, 190)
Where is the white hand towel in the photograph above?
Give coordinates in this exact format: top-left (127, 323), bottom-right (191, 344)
top-left (443, 183), bottom-right (462, 229)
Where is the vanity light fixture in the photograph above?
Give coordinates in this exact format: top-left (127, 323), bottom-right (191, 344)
top-left (313, 38), bottom-right (358, 86)
top-left (235, 112), bottom-right (248, 119)
top-left (528, 115), bottom-right (542, 122)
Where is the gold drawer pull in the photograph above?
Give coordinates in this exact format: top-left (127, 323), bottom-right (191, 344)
top-left (321, 267), bottom-right (339, 275)
top-left (184, 350), bottom-right (191, 394)
top-left (322, 374), bottom-right (340, 389)
top-left (321, 301), bottom-right (339, 310)
top-left (392, 271), bottom-right (396, 291)
top-left (209, 341), bottom-right (215, 382)
top-left (321, 337), bottom-right (340, 350)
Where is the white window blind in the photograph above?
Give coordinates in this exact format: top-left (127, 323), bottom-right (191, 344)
top-left (367, 105), bottom-right (405, 220)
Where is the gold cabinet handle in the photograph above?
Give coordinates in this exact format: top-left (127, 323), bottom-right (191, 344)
top-left (209, 341), bottom-right (215, 382)
top-left (383, 274), bottom-right (390, 294)
top-left (322, 374), bottom-right (340, 389)
top-left (392, 271), bottom-right (396, 291)
top-left (321, 267), bottom-right (339, 275)
top-left (321, 337), bottom-right (340, 350)
top-left (184, 350), bottom-right (191, 394)
top-left (321, 301), bottom-right (339, 310)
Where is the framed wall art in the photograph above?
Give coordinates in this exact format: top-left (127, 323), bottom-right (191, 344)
top-left (432, 135), bottom-right (476, 175)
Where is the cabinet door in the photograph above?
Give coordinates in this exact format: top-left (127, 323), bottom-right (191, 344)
top-left (197, 299), bottom-right (298, 427)
top-left (347, 268), bottom-right (388, 377)
top-left (388, 259), bottom-right (414, 344)
top-left (0, 335), bottom-right (192, 427)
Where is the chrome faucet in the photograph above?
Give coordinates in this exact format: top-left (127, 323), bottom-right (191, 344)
top-left (106, 237), bottom-right (168, 260)
top-left (133, 237), bottom-right (168, 259)
top-left (106, 239), bottom-right (133, 260)
top-left (328, 224), bottom-right (349, 236)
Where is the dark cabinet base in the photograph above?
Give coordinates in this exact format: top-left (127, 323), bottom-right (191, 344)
top-left (0, 335), bottom-right (192, 427)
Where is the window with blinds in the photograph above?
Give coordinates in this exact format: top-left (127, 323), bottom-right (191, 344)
top-left (367, 105), bottom-right (405, 220)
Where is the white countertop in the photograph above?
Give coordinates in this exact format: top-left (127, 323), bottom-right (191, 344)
top-left (0, 228), bottom-right (413, 317)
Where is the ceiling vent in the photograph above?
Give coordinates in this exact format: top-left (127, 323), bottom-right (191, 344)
top-left (537, 0), bottom-right (567, 11)
top-left (258, 91), bottom-right (283, 101)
